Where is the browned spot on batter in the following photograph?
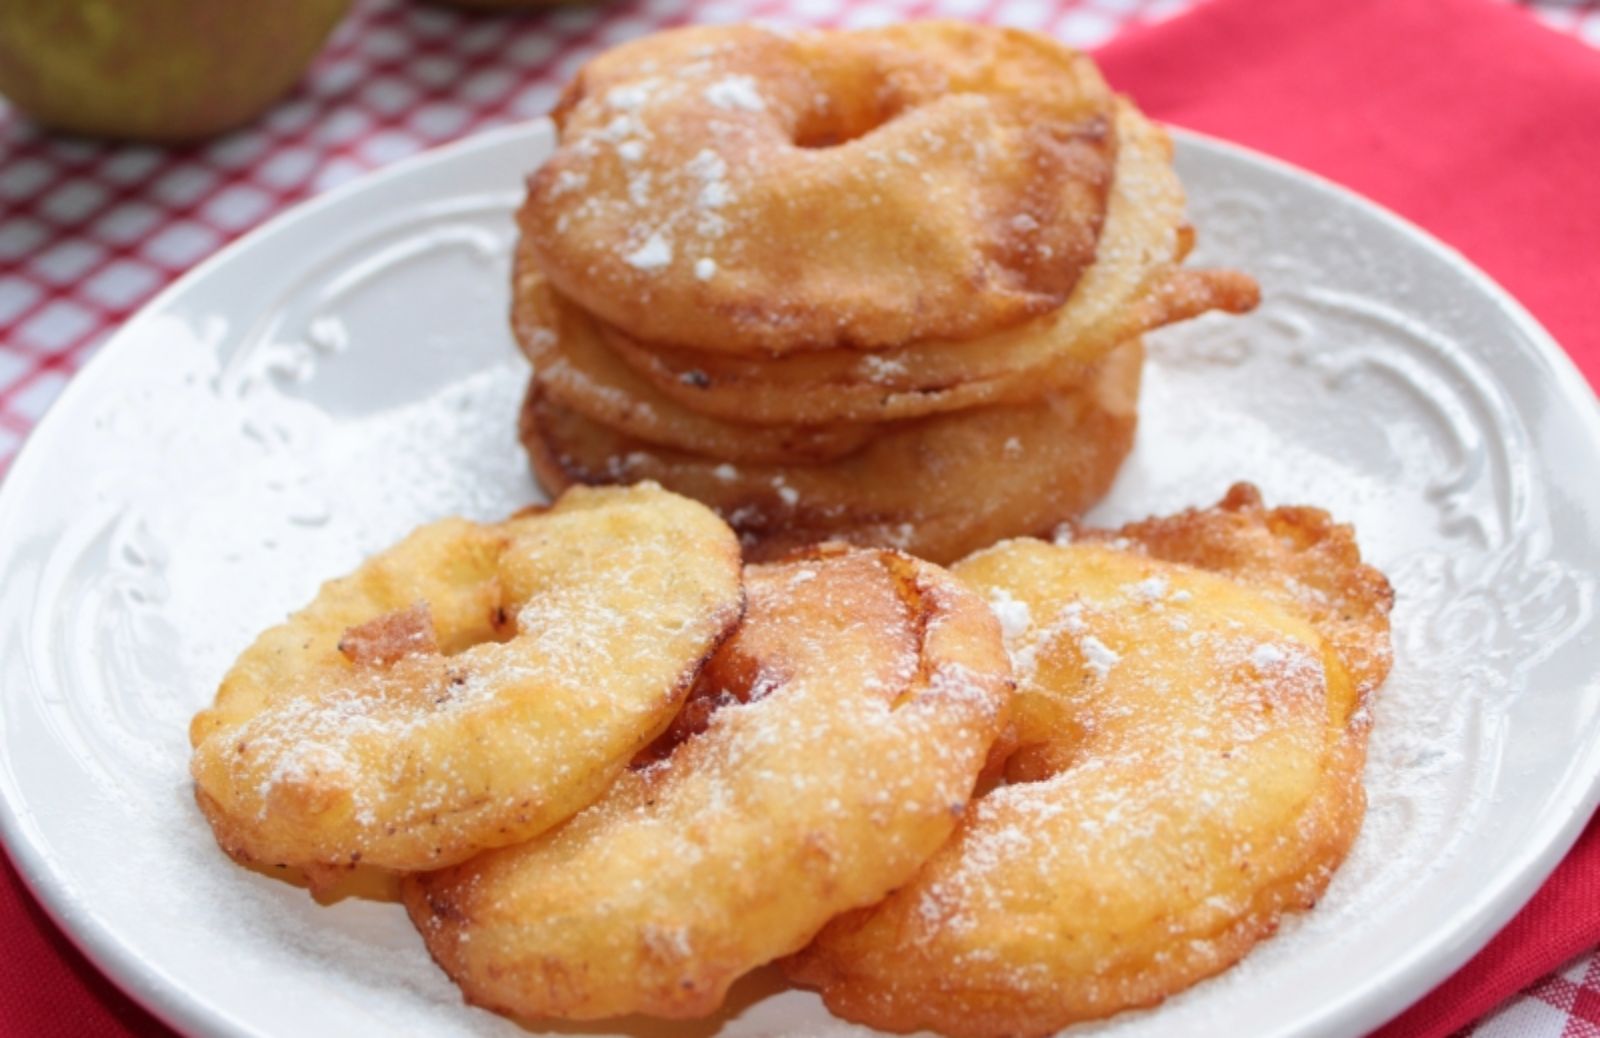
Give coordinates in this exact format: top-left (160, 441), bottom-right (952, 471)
top-left (337, 603), bottom-right (438, 667)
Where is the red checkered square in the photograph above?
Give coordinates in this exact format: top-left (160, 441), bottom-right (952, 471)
top-left (148, 164), bottom-right (220, 208)
top-left (141, 221), bottom-right (222, 269)
top-left (14, 299), bottom-right (96, 353)
top-left (0, 155), bottom-right (54, 200)
top-left (32, 238), bottom-right (105, 286)
top-left (4, 367), bottom-right (69, 424)
top-left (0, 277), bottom-right (40, 326)
top-left (1464, 957), bottom-right (1600, 1036)
top-left (0, 345), bottom-right (30, 388)
top-left (92, 201), bottom-right (165, 246)
top-left (37, 178), bottom-right (110, 223)
top-left (97, 148), bottom-right (164, 185)
top-left (0, 3), bottom-right (1595, 1031)
top-left (81, 259), bottom-right (163, 311)
top-left (1569, 958), bottom-right (1600, 1035)
top-left (0, 216), bottom-right (48, 261)
top-left (201, 183), bottom-right (277, 232)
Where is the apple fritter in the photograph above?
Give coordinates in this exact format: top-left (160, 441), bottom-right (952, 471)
top-left (786, 489), bottom-right (1393, 1037)
top-left (522, 22), bottom-right (1116, 354)
top-left (521, 340), bottom-right (1142, 567)
top-left (598, 105), bottom-right (1255, 424)
top-left (511, 250), bottom-right (876, 464)
top-left (403, 546), bottom-right (1013, 1021)
top-left (189, 484), bottom-right (743, 887)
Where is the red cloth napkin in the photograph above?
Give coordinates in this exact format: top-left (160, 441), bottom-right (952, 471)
top-left (1097, 0), bottom-right (1600, 389)
top-left (1097, 0), bottom-right (1600, 1033)
top-left (1, 850), bottom-right (166, 1035)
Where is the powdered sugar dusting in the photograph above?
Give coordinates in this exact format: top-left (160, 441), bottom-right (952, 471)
top-left (686, 148), bottom-right (733, 239)
top-left (858, 353), bottom-right (909, 382)
top-left (1129, 575), bottom-right (1170, 602)
top-left (819, 537), bottom-right (1372, 1019)
top-left (1252, 642), bottom-right (1289, 670)
top-left (1080, 634), bottom-right (1120, 680)
top-left (987, 588), bottom-right (1032, 643)
top-left (605, 80), bottom-right (660, 112)
top-left (418, 552), bottom-right (1010, 1006)
top-left (623, 232), bottom-right (673, 271)
top-left (703, 74), bottom-right (766, 112)
top-left (530, 46), bottom-right (799, 287)
top-left (196, 483), bottom-right (742, 871)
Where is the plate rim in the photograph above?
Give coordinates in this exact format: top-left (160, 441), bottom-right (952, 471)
top-left (1, 118), bottom-right (1597, 1038)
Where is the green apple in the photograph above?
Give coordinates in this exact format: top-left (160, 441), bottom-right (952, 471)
top-left (0, 0), bottom-right (352, 141)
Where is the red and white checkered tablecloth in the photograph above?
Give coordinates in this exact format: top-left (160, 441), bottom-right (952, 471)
top-left (1479, 955), bottom-right (1600, 1038)
top-left (2, 1), bottom-right (1598, 1035)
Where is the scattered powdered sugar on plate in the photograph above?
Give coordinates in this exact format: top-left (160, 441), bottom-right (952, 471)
top-left (161, 360), bottom-right (538, 695)
top-left (36, 357), bottom-right (554, 1034)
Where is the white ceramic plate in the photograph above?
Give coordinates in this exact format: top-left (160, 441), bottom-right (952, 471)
top-left (2, 120), bottom-right (1598, 1038)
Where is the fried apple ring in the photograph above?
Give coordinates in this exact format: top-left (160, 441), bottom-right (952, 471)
top-left (403, 546), bottom-right (1013, 1021)
top-left (520, 339), bottom-right (1142, 566)
top-left (1067, 483), bottom-right (1394, 695)
top-left (599, 104), bottom-right (1257, 424)
top-left (188, 483), bottom-right (743, 880)
top-left (511, 243), bottom-right (875, 464)
top-left (523, 22), bottom-right (1117, 354)
top-left (786, 488), bottom-right (1394, 1037)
